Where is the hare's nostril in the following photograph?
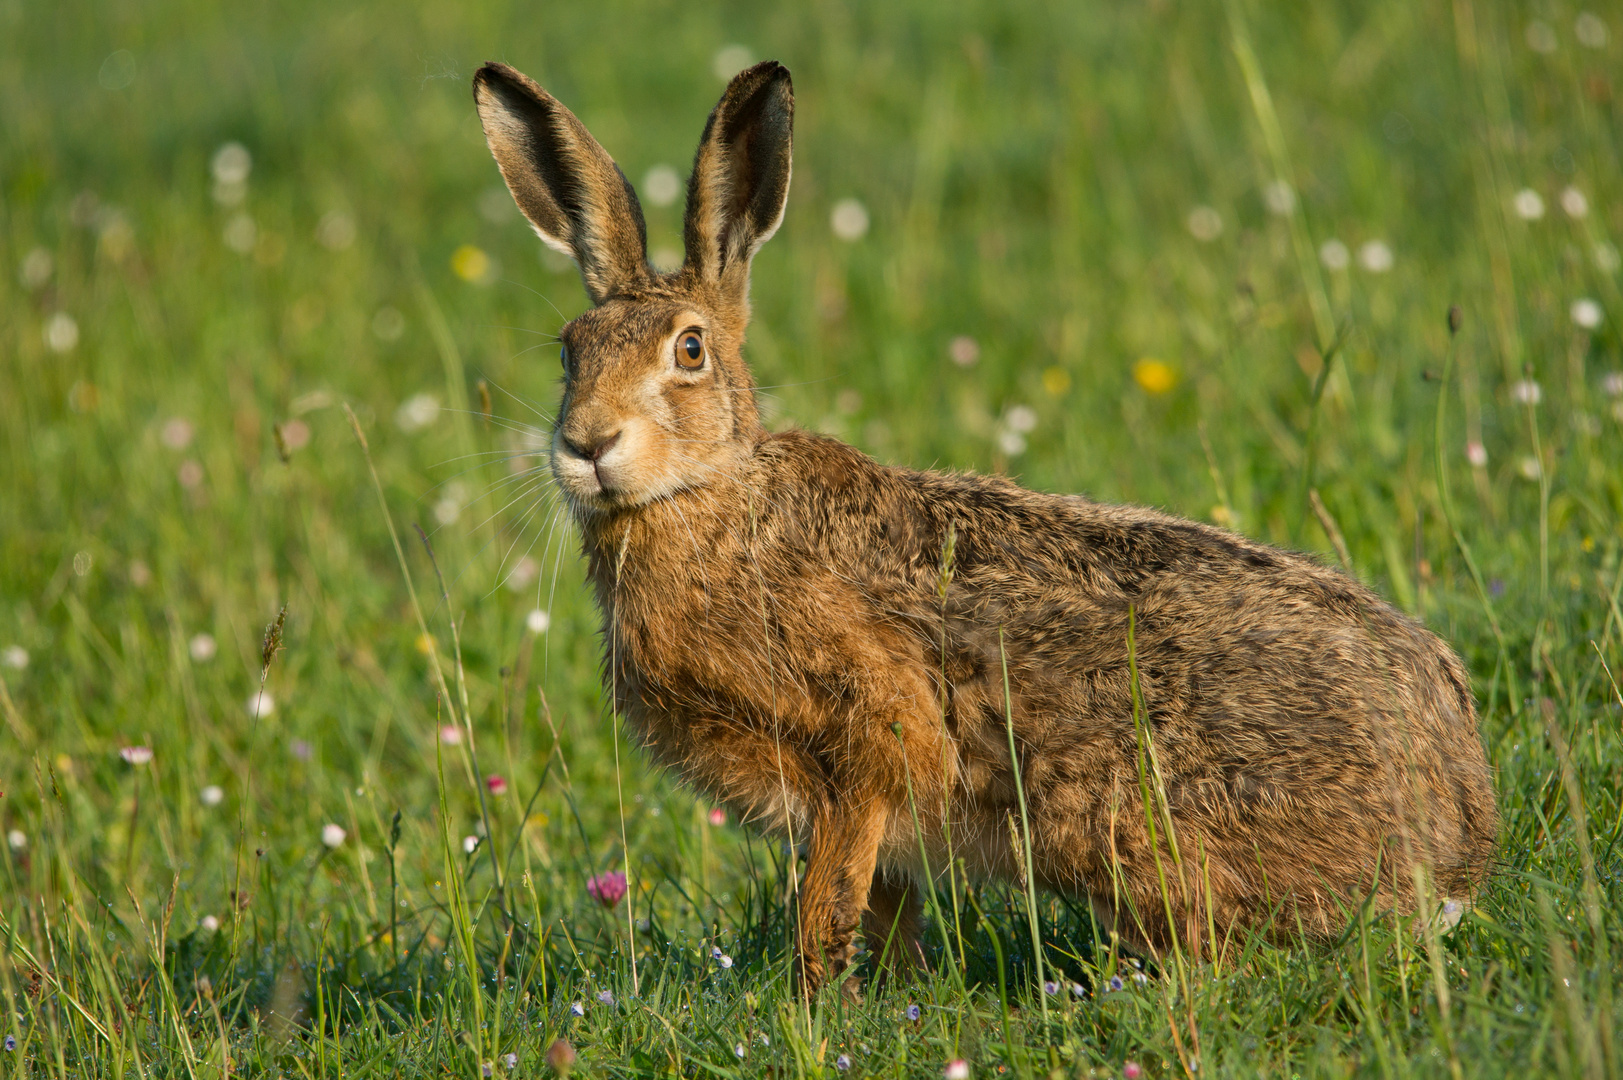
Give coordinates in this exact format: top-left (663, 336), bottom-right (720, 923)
top-left (565, 429), bottom-right (623, 462)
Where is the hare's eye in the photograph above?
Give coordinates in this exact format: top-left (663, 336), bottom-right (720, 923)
top-left (675, 331), bottom-right (705, 370)
top-left (559, 344), bottom-right (569, 371)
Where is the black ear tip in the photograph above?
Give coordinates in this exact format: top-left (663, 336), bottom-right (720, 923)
top-left (733, 59), bottom-right (792, 93)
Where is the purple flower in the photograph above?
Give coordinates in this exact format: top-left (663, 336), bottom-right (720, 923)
top-left (1043, 980), bottom-right (1059, 995)
top-left (1108, 975), bottom-right (1124, 992)
top-left (596, 989), bottom-right (614, 1006)
top-left (836, 1054), bottom-right (852, 1071)
top-left (2, 1035), bottom-right (13, 1052)
top-left (906, 1003), bottom-right (920, 1021)
top-left (586, 870), bottom-right (628, 908)
top-left (570, 1001), bottom-right (585, 1017)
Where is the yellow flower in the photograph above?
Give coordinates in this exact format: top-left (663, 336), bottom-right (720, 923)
top-left (1041, 366), bottom-right (1071, 397)
top-left (451, 244), bottom-right (491, 283)
top-left (1133, 358), bottom-right (1177, 395)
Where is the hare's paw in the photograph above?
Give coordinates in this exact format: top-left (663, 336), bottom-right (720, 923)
top-left (861, 869), bottom-right (927, 981)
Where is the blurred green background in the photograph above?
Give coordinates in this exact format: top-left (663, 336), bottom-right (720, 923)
top-left (2, 0), bottom-right (1622, 1076)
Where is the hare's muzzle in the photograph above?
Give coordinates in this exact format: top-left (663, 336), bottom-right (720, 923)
top-left (551, 416), bottom-right (639, 507)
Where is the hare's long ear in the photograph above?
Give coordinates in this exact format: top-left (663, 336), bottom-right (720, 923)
top-left (683, 61), bottom-right (793, 299)
top-left (473, 62), bottom-right (648, 304)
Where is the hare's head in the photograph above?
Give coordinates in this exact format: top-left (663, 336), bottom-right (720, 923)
top-left (473, 61), bottom-right (792, 515)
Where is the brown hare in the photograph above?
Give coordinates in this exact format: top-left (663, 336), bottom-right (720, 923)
top-left (472, 59), bottom-right (1497, 992)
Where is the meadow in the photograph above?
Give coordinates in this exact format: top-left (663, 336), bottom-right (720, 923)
top-left (2, 0), bottom-right (1622, 1076)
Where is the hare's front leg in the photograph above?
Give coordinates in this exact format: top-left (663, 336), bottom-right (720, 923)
top-left (795, 794), bottom-right (889, 995)
top-left (862, 866), bottom-right (927, 979)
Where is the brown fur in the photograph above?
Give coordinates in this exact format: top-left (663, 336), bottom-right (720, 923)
top-left (472, 60), bottom-right (1498, 991)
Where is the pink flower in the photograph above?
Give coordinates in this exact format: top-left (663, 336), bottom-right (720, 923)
top-left (486, 774), bottom-right (508, 796)
top-left (1123, 1063), bottom-right (1143, 1080)
top-left (120, 746), bottom-right (154, 765)
top-left (708, 807), bottom-right (726, 827)
top-left (586, 870), bottom-right (628, 908)
top-left (439, 725), bottom-right (462, 745)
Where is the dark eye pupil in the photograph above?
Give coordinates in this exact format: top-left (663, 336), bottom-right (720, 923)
top-left (683, 336), bottom-right (702, 362)
top-left (560, 345), bottom-right (568, 369)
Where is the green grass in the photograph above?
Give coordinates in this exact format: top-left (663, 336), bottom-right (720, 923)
top-left (3, 0), bottom-right (1622, 1076)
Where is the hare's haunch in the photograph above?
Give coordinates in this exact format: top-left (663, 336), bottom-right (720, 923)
top-left (473, 60), bottom-right (1496, 991)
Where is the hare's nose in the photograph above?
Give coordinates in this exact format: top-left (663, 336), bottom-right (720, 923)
top-left (564, 428), bottom-right (622, 462)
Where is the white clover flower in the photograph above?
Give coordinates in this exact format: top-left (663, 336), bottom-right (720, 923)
top-left (1358, 240), bottom-right (1393, 273)
top-left (503, 556), bottom-right (539, 593)
top-left (212, 142), bottom-right (252, 185)
top-left (830, 198), bottom-right (869, 242)
top-left (1518, 456), bottom-right (1542, 481)
top-left (1466, 441), bottom-right (1488, 467)
top-left (1571, 298), bottom-right (1603, 330)
top-left (643, 165), bottom-right (681, 208)
top-left (1, 645), bottom-right (27, 670)
top-left (223, 213), bottom-right (256, 253)
top-left (463, 835), bottom-right (480, 854)
top-left (1512, 189), bottom-right (1545, 220)
top-left (200, 914), bottom-right (220, 932)
top-left (247, 692), bottom-right (275, 718)
top-left (161, 417), bottom-right (194, 449)
top-left (712, 44), bottom-right (752, 81)
top-left (1525, 20), bottom-right (1558, 53)
top-left (1575, 12), bottom-right (1608, 48)
top-left (996, 430), bottom-right (1027, 457)
top-left (44, 313), bottom-right (79, 353)
top-left (395, 393), bottom-right (440, 433)
top-left (1510, 379), bottom-right (1542, 405)
top-left (1263, 179), bottom-right (1296, 215)
top-left (1005, 405), bottom-right (1038, 434)
top-left (120, 746), bottom-right (154, 765)
top-left (1319, 239), bottom-right (1350, 271)
top-left (1560, 187), bottom-right (1589, 218)
top-left (948, 335), bottom-right (980, 367)
top-left (1186, 205), bottom-right (1223, 242)
top-left (189, 633), bottom-right (217, 662)
top-left (6, 830), bottom-right (25, 851)
top-left (200, 785), bottom-right (224, 807)
top-left (20, 248), bottom-right (53, 289)
top-left (945, 1060), bottom-right (971, 1080)
top-left (315, 211), bottom-right (357, 251)
top-left (526, 609), bottom-right (551, 635)
top-left (372, 307), bottom-right (405, 341)
top-left (321, 823), bottom-right (347, 848)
